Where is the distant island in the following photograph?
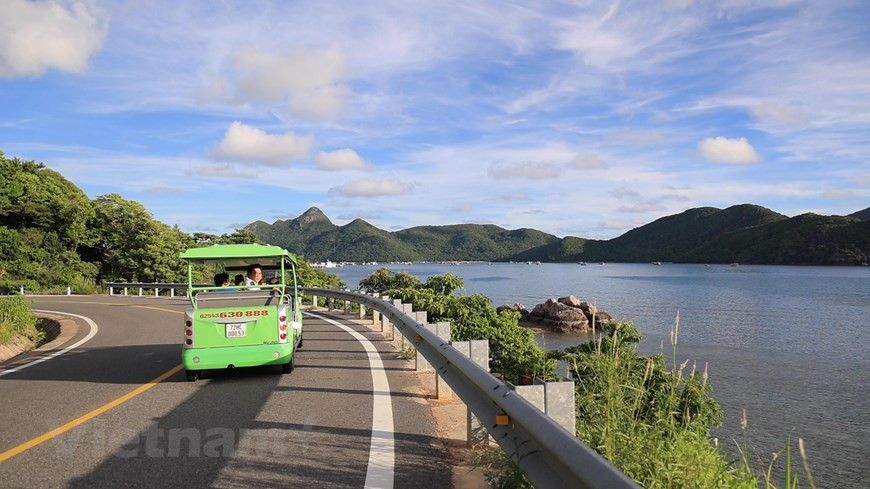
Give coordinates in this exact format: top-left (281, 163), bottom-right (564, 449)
top-left (246, 204), bottom-right (870, 266)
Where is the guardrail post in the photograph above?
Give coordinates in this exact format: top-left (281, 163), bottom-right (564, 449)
top-left (19, 286), bottom-right (24, 295)
top-left (544, 381), bottom-right (576, 435)
top-left (170, 287), bottom-right (175, 298)
top-left (123, 287), bottom-right (128, 296)
top-left (66, 286), bottom-right (71, 296)
top-left (409, 311), bottom-right (426, 366)
top-left (311, 294), bottom-right (318, 310)
top-left (358, 302), bottom-right (366, 320)
top-left (154, 286), bottom-right (159, 297)
top-left (138, 287), bottom-right (143, 297)
top-left (454, 339), bottom-right (491, 447)
top-left (514, 381), bottom-right (576, 436)
top-left (435, 322), bottom-right (453, 399)
top-left (398, 303), bottom-right (414, 351)
top-left (327, 297), bottom-right (334, 312)
top-left (109, 286), bottom-right (114, 296)
top-left (417, 323), bottom-right (435, 372)
top-left (371, 294), bottom-right (381, 326)
top-left (344, 290), bottom-right (351, 315)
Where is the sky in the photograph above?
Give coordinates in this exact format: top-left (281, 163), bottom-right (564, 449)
top-left (1, 0), bottom-right (869, 239)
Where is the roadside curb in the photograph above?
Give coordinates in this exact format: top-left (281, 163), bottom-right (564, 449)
top-left (0, 314), bottom-right (79, 364)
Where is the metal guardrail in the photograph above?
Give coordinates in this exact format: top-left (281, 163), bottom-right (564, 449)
top-left (105, 282), bottom-right (201, 297)
top-left (100, 283), bottom-right (638, 488)
top-left (303, 287), bottom-right (640, 489)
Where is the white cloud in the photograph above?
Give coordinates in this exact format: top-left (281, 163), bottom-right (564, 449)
top-left (752, 103), bottom-right (807, 126)
top-left (499, 193), bottom-right (531, 201)
top-left (234, 45), bottom-right (346, 101)
top-left (329, 179), bottom-right (411, 197)
top-left (204, 45), bottom-right (352, 119)
top-left (820, 189), bottom-right (852, 199)
top-left (698, 136), bottom-right (763, 164)
top-left (608, 187), bottom-right (641, 199)
top-left (186, 164), bottom-right (254, 179)
top-left (0, 0), bottom-right (107, 78)
top-left (212, 121), bottom-right (313, 165)
top-left (617, 203), bottom-right (667, 214)
top-left (609, 131), bottom-right (665, 147)
top-left (315, 149), bottom-right (368, 170)
top-left (488, 162), bottom-right (561, 180)
top-left (144, 186), bottom-right (184, 195)
top-left (290, 84), bottom-right (351, 120)
top-left (570, 153), bottom-right (607, 169)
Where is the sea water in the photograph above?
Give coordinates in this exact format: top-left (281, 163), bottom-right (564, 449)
top-left (330, 262), bottom-right (870, 488)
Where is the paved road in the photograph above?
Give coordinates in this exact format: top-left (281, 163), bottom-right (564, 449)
top-left (0, 296), bottom-right (451, 488)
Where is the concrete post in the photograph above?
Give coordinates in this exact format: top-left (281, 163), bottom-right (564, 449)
top-left (109, 286), bottom-right (114, 296)
top-left (358, 302), bottom-right (366, 320)
top-left (344, 290), bottom-right (351, 315)
top-left (311, 295), bottom-right (318, 310)
top-left (138, 287), bottom-right (143, 297)
top-left (170, 288), bottom-right (175, 298)
top-left (513, 381), bottom-right (577, 436)
top-left (66, 286), bottom-right (71, 296)
top-left (398, 303), bottom-right (414, 351)
top-left (416, 323), bottom-right (435, 372)
top-left (372, 294), bottom-right (381, 326)
top-left (454, 340), bottom-right (490, 447)
top-left (154, 287), bottom-right (159, 297)
top-left (544, 382), bottom-right (576, 435)
top-left (19, 286), bottom-right (24, 295)
top-left (123, 287), bottom-right (128, 296)
top-left (327, 297), bottom-right (334, 312)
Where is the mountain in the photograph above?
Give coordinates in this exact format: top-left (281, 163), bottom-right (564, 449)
top-left (246, 205), bottom-right (870, 265)
top-left (848, 207), bottom-right (870, 221)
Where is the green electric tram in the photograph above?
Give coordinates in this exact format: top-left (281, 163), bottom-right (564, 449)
top-left (179, 244), bottom-right (303, 381)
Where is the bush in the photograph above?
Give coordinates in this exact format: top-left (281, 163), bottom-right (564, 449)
top-left (360, 269), bottom-right (554, 385)
top-left (0, 294), bottom-right (41, 345)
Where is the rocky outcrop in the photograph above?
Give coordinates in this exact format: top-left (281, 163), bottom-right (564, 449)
top-left (522, 295), bottom-right (614, 333)
top-left (496, 303), bottom-right (531, 320)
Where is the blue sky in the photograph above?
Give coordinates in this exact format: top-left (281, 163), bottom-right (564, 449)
top-left (1, 0), bottom-right (868, 239)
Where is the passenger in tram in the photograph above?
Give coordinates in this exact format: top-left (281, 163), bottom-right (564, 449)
top-left (213, 272), bottom-right (237, 292)
top-left (244, 264), bottom-right (263, 290)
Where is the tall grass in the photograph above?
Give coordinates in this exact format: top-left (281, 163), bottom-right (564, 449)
top-left (0, 294), bottom-right (41, 345)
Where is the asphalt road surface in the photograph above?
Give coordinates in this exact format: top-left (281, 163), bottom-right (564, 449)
top-left (0, 296), bottom-right (452, 489)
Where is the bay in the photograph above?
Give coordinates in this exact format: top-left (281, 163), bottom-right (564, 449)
top-left (329, 262), bottom-right (870, 488)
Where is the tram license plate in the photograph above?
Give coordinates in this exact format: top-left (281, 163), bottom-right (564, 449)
top-left (226, 323), bottom-right (247, 338)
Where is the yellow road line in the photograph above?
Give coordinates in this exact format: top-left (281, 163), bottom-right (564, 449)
top-left (132, 305), bottom-right (183, 315)
top-left (0, 363), bottom-right (184, 463)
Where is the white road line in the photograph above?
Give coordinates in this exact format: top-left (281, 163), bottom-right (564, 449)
top-left (305, 312), bottom-right (395, 489)
top-left (0, 310), bottom-right (99, 378)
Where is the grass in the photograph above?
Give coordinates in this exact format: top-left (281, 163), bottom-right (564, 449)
top-left (478, 314), bottom-right (819, 488)
top-left (0, 294), bottom-right (42, 345)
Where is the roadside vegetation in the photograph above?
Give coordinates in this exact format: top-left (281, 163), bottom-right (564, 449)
top-left (0, 152), bottom-right (337, 294)
top-left (0, 294), bottom-right (40, 345)
top-left (358, 268), bottom-right (816, 488)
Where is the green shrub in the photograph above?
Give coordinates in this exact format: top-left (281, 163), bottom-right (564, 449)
top-left (0, 295), bottom-right (41, 345)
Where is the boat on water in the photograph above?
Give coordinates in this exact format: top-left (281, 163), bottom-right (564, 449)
top-left (652, 261), bottom-right (662, 265)
top-left (578, 261), bottom-right (587, 266)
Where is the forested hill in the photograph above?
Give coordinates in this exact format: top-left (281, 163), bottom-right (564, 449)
top-left (248, 204), bottom-right (870, 265)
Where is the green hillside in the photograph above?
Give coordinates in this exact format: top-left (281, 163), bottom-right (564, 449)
top-left (848, 207), bottom-right (870, 221)
top-left (588, 204), bottom-right (788, 262)
top-left (248, 204), bottom-right (869, 265)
